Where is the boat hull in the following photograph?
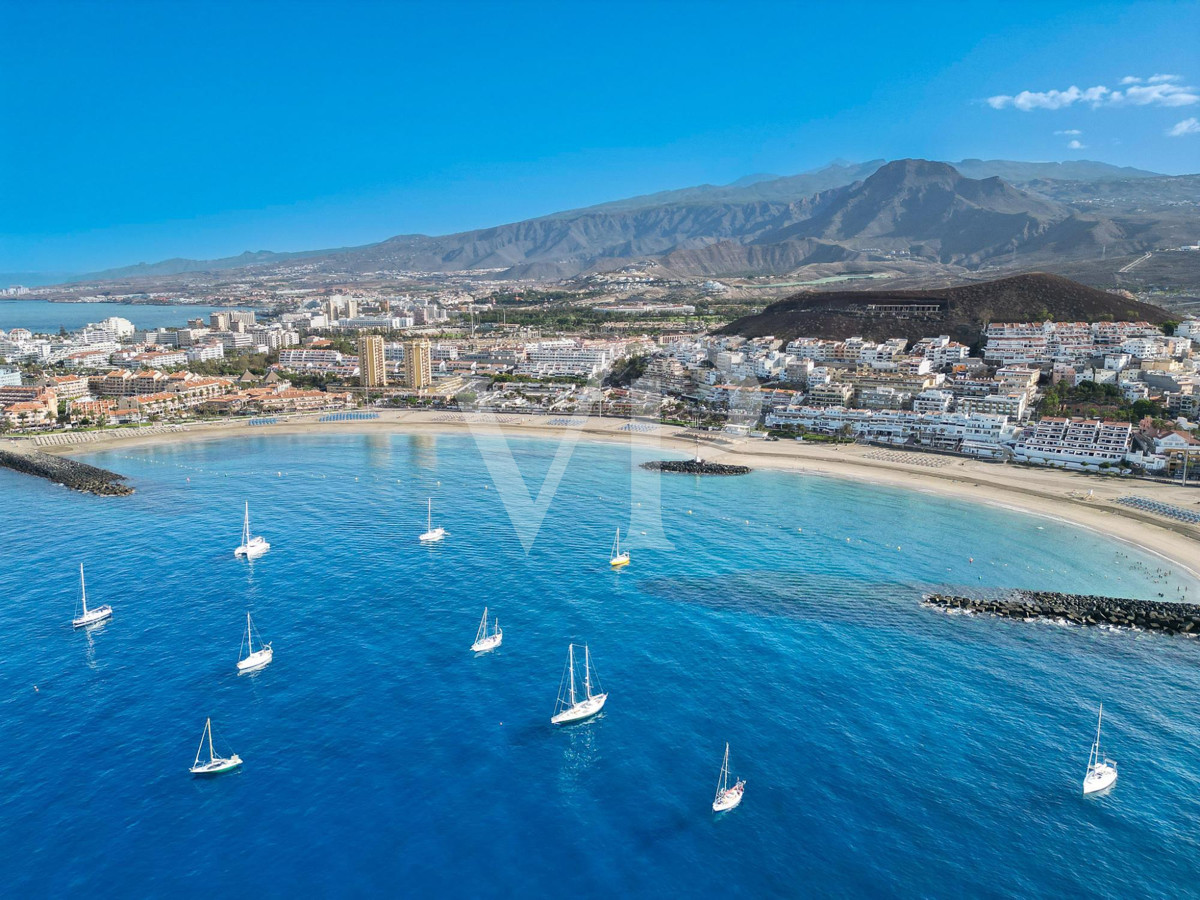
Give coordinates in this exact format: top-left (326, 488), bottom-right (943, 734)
top-left (191, 754), bottom-right (243, 776)
top-left (551, 692), bottom-right (607, 725)
top-left (237, 647), bottom-right (273, 673)
top-left (713, 783), bottom-right (745, 812)
top-left (610, 554), bottom-right (630, 568)
top-left (234, 539), bottom-right (270, 560)
top-left (471, 634), bottom-right (502, 653)
top-left (1083, 764), bottom-right (1117, 794)
top-left (419, 528), bottom-right (446, 543)
top-left (72, 606), bottom-right (113, 628)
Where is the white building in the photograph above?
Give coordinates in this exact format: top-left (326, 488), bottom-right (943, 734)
top-left (1011, 417), bottom-right (1133, 466)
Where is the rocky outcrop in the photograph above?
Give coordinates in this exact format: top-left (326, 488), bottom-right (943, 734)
top-left (925, 590), bottom-right (1200, 635)
top-left (0, 449), bottom-right (133, 496)
top-left (640, 460), bottom-right (750, 475)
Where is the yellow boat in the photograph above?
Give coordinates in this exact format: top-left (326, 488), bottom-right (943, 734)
top-left (610, 528), bottom-right (630, 568)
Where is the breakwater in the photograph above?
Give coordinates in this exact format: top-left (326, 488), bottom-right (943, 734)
top-left (0, 448), bottom-right (133, 496)
top-left (926, 590), bottom-right (1200, 635)
top-left (640, 460), bottom-right (751, 475)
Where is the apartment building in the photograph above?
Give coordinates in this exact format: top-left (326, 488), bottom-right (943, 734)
top-left (1011, 417), bottom-right (1133, 465)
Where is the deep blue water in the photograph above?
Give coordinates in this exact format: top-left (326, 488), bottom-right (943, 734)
top-left (0, 300), bottom-right (235, 334)
top-left (3, 432), bottom-right (1200, 898)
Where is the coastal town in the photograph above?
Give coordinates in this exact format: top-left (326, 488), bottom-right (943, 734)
top-left (2, 291), bottom-right (1199, 483)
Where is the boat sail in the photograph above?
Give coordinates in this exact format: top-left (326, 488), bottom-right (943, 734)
top-left (189, 717), bottom-right (243, 776)
top-left (471, 607), bottom-right (503, 653)
top-left (712, 742), bottom-right (746, 812)
top-left (551, 643), bottom-right (608, 725)
top-left (1082, 703), bottom-right (1118, 795)
top-left (419, 497), bottom-right (446, 543)
top-left (609, 528), bottom-right (630, 568)
top-left (234, 502), bottom-right (270, 559)
top-left (71, 563), bottom-right (113, 628)
top-left (236, 611), bottom-right (274, 673)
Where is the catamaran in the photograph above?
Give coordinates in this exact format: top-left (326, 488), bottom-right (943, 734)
top-left (419, 497), bottom-right (446, 543)
top-left (609, 528), bottom-right (630, 568)
top-left (712, 742), bottom-right (746, 812)
top-left (71, 563), bottom-right (112, 628)
top-left (551, 643), bottom-right (607, 725)
top-left (236, 611), bottom-right (273, 673)
top-left (189, 717), bottom-right (243, 776)
top-left (471, 607), bottom-right (503, 653)
top-left (1082, 703), bottom-right (1118, 795)
top-left (234, 502), bottom-right (270, 559)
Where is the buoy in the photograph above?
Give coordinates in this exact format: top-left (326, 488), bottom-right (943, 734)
top-left (688, 510), bottom-right (693, 515)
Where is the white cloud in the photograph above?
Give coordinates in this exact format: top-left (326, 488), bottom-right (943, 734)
top-left (1167, 117), bottom-right (1200, 137)
top-left (1067, 139), bottom-right (1086, 149)
top-left (1054, 129), bottom-right (1083, 135)
top-left (988, 75), bottom-right (1198, 111)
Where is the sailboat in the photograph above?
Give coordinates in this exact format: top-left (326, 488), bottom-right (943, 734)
top-left (1082, 703), bottom-right (1118, 795)
top-left (419, 497), bottom-right (446, 543)
top-left (551, 643), bottom-right (607, 725)
top-left (471, 607), bottom-right (502, 653)
top-left (234, 502), bottom-right (270, 559)
top-left (189, 717), bottom-right (243, 776)
top-left (236, 611), bottom-right (273, 673)
top-left (71, 563), bottom-right (113, 628)
top-left (712, 742), bottom-right (746, 812)
top-left (609, 528), bottom-right (630, 568)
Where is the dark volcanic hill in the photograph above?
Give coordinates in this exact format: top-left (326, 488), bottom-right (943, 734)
top-left (717, 273), bottom-right (1172, 345)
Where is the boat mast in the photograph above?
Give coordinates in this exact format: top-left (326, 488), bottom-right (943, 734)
top-left (79, 563), bottom-right (87, 615)
top-left (194, 721), bottom-right (207, 768)
top-left (568, 644), bottom-right (577, 707)
top-left (243, 502), bottom-right (250, 546)
top-left (1096, 703), bottom-right (1104, 753)
top-left (427, 498), bottom-right (432, 532)
top-left (207, 718), bottom-right (216, 763)
top-left (584, 644), bottom-right (592, 700)
top-left (720, 743), bottom-right (729, 794)
top-left (246, 612), bottom-right (254, 654)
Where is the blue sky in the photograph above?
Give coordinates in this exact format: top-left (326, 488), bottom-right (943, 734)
top-left (1, 0), bottom-right (1197, 275)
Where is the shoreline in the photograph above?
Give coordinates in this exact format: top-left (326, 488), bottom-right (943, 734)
top-left (12, 410), bottom-right (1200, 582)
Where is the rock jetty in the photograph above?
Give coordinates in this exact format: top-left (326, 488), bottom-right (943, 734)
top-left (640, 459), bottom-right (750, 475)
top-left (0, 448), bottom-right (133, 496)
top-left (926, 590), bottom-right (1200, 635)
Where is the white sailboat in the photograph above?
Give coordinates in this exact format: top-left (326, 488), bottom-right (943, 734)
top-left (471, 607), bottom-right (503, 653)
top-left (71, 563), bottom-right (112, 628)
top-left (1082, 703), bottom-right (1118, 795)
top-left (551, 643), bottom-right (607, 725)
top-left (236, 611), bottom-right (273, 673)
top-left (234, 501), bottom-right (270, 559)
top-left (609, 528), bottom-right (630, 568)
top-left (189, 717), bottom-right (243, 776)
top-left (419, 497), bottom-right (446, 543)
top-left (712, 742), bottom-right (746, 812)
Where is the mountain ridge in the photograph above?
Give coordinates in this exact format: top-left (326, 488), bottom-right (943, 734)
top-left (53, 158), bottom-right (1193, 286)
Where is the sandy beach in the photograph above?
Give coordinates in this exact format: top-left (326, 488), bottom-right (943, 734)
top-left (14, 410), bottom-right (1200, 581)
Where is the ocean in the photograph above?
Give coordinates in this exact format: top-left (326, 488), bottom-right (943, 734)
top-left (2, 431), bottom-right (1199, 897)
top-left (0, 300), bottom-right (236, 335)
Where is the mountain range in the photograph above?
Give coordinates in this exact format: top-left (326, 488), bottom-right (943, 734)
top-left (64, 158), bottom-right (1199, 285)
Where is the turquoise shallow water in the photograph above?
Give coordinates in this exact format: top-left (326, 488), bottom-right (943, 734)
top-left (2, 432), bottom-right (1200, 898)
